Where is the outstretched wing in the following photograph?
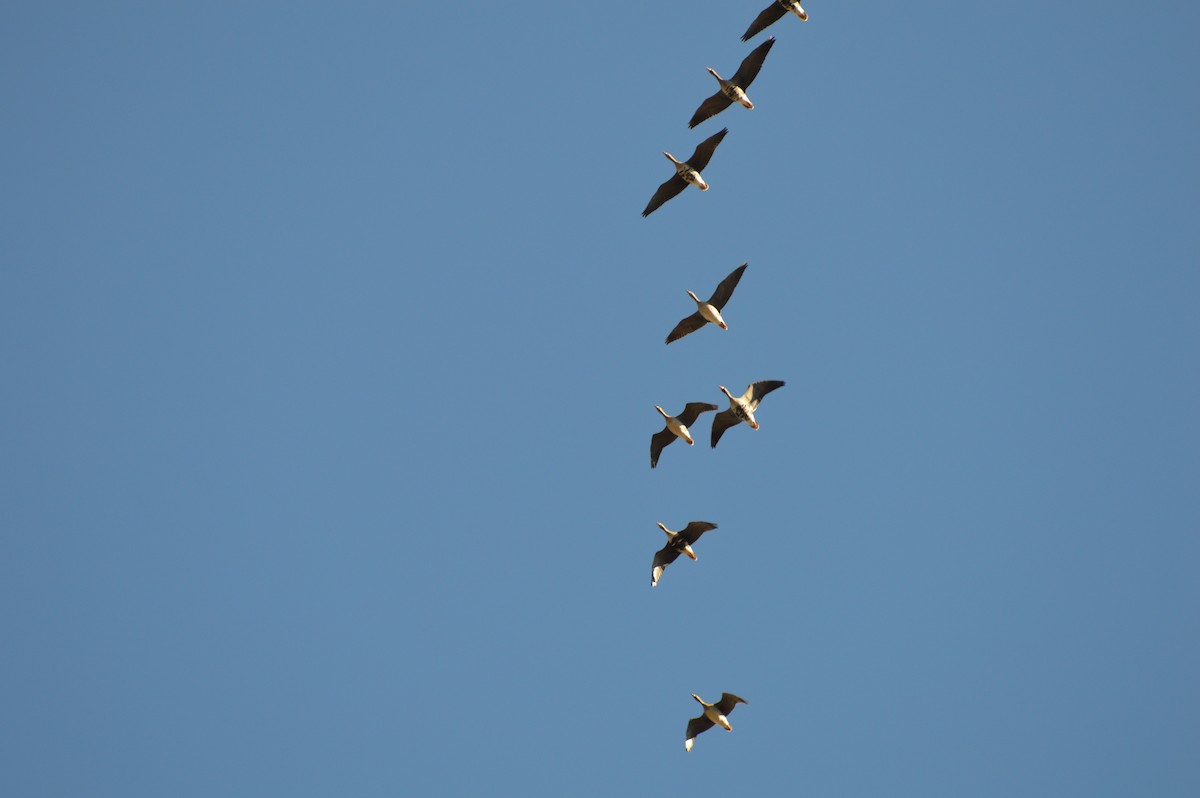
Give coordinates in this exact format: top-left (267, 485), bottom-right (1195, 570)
top-left (688, 91), bottom-right (733, 129)
top-left (686, 127), bottom-right (728, 173)
top-left (685, 714), bottom-right (716, 749)
top-left (742, 3), bottom-right (787, 42)
top-left (650, 428), bottom-right (676, 468)
top-left (676, 402), bottom-right (719, 427)
top-left (707, 263), bottom-right (748, 310)
top-left (747, 379), bottom-right (786, 411)
top-left (666, 310), bottom-right (707, 344)
top-left (643, 174), bottom-right (688, 217)
top-left (679, 521), bottom-right (718, 546)
top-left (710, 409), bottom-right (741, 448)
top-left (732, 36), bottom-right (775, 88)
top-left (716, 693), bottom-right (748, 715)
top-left (651, 544), bottom-right (684, 586)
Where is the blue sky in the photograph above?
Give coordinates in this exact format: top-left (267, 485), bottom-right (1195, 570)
top-left (2, 2), bottom-right (1198, 795)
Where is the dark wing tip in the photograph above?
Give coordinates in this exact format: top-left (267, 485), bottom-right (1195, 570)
top-left (734, 36), bottom-right (776, 86)
top-left (709, 262), bottom-right (748, 308)
top-left (666, 312), bottom-right (706, 344)
top-left (689, 93), bottom-right (732, 129)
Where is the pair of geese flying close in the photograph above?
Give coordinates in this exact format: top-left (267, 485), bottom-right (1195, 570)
top-left (642, 35), bottom-right (777, 217)
top-left (650, 380), bottom-right (786, 467)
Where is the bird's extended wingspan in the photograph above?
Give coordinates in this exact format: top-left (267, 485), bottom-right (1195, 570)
top-left (746, 379), bottom-right (786, 411)
top-left (678, 521), bottom-right (718, 546)
top-left (650, 428), bottom-right (677, 468)
top-left (715, 693), bottom-right (748, 715)
top-left (742, 3), bottom-right (787, 42)
top-left (707, 263), bottom-right (748, 310)
top-left (710, 409), bottom-right (741, 448)
top-left (675, 402), bottom-right (719, 427)
top-left (666, 311), bottom-right (707, 344)
top-left (686, 128), bottom-right (728, 173)
top-left (732, 37), bottom-right (775, 87)
top-left (688, 91), bottom-right (734, 129)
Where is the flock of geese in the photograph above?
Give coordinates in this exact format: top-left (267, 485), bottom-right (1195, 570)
top-left (642, 2), bottom-right (811, 753)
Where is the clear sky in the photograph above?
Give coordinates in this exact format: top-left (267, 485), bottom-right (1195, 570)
top-left (2, 2), bottom-right (1198, 796)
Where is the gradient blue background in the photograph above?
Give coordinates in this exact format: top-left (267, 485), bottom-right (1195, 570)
top-left (3, 2), bottom-right (1198, 795)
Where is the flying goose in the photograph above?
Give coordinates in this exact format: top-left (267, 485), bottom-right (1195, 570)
top-left (642, 128), bottom-right (729, 218)
top-left (685, 693), bottom-right (748, 751)
top-left (711, 380), bottom-right (786, 447)
top-left (689, 37), bottom-right (776, 128)
top-left (742, 1), bottom-right (807, 42)
top-left (665, 263), bottom-right (748, 344)
top-left (651, 402), bottom-right (719, 467)
top-left (651, 521), bottom-right (718, 586)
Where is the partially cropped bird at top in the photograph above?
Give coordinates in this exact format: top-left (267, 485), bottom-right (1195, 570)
top-left (642, 128), bottom-right (728, 218)
top-left (665, 263), bottom-right (748, 344)
top-left (650, 521), bottom-right (718, 587)
top-left (685, 693), bottom-right (748, 751)
top-left (689, 37), bottom-right (776, 128)
top-left (711, 380), bottom-right (786, 447)
top-left (651, 402), bottom-right (719, 467)
top-left (743, 1), bottom-right (808, 42)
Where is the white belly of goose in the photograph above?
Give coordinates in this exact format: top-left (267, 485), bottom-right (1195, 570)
top-left (667, 416), bottom-right (695, 444)
top-left (678, 166), bottom-right (708, 191)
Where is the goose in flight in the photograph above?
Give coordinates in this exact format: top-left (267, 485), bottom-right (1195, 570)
top-left (642, 128), bottom-right (729, 218)
top-left (685, 692), bottom-right (748, 751)
top-left (711, 380), bottom-right (786, 447)
top-left (665, 263), bottom-right (748, 344)
top-left (652, 402), bottom-right (719, 467)
top-left (743, 1), bottom-right (807, 42)
top-left (651, 521), bottom-right (718, 587)
top-left (689, 37), bottom-right (776, 128)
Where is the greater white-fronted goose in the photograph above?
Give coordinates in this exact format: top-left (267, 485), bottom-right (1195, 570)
top-left (689, 37), bottom-right (776, 128)
top-left (651, 521), bottom-right (718, 586)
top-left (665, 263), bottom-right (748, 344)
top-left (642, 128), bottom-right (729, 218)
top-left (685, 692), bottom-right (748, 751)
top-left (651, 402), bottom-right (719, 467)
top-left (742, 1), bottom-right (807, 42)
top-left (711, 380), bottom-right (785, 447)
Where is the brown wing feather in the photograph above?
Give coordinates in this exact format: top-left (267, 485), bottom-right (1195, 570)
top-left (686, 714), bottom-right (716, 743)
top-left (652, 543), bottom-right (684, 573)
top-left (666, 311), bottom-right (707, 344)
top-left (688, 91), bottom-right (733, 129)
top-left (747, 379), bottom-right (786, 410)
top-left (715, 693), bottom-right (748, 714)
top-left (687, 128), bottom-right (728, 174)
top-left (732, 36), bottom-right (775, 88)
top-left (642, 174), bottom-right (688, 217)
top-left (675, 402), bottom-right (718, 427)
top-left (707, 263), bottom-right (748, 309)
top-left (710, 409), bottom-right (741, 448)
top-left (650, 427), bottom-right (676, 468)
top-left (679, 521), bottom-right (718, 546)
top-left (742, 3), bottom-right (787, 42)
